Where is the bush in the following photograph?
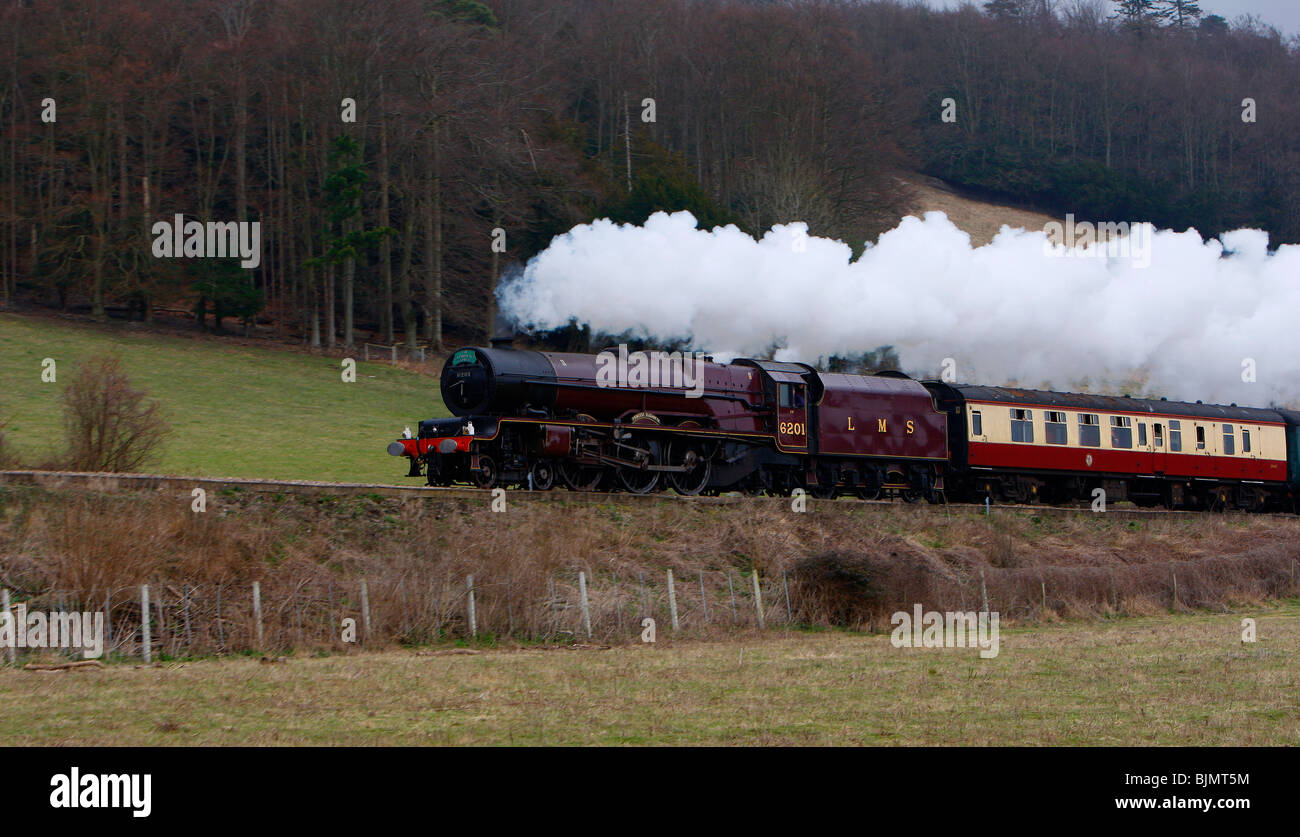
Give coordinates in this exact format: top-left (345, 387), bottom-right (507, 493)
top-left (62, 356), bottom-right (169, 472)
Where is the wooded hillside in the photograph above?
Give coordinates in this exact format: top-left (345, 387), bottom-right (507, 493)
top-left (0, 0), bottom-right (1295, 347)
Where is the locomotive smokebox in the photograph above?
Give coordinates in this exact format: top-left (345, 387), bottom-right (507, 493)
top-left (440, 346), bottom-right (557, 417)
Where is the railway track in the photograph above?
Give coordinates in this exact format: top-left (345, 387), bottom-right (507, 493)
top-left (1, 469), bottom-right (1284, 520)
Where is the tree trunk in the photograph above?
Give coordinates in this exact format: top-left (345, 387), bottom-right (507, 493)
top-left (398, 158), bottom-right (416, 350)
top-left (422, 124), bottom-right (443, 350)
top-left (379, 103), bottom-right (393, 344)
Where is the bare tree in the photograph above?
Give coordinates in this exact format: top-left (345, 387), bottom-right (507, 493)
top-left (62, 356), bottom-right (169, 473)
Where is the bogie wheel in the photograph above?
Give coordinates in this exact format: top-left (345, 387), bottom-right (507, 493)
top-left (900, 487), bottom-right (922, 504)
top-left (530, 459), bottom-right (556, 491)
top-left (473, 455), bottom-right (498, 489)
top-left (856, 485), bottom-right (882, 500)
top-left (668, 439), bottom-right (712, 496)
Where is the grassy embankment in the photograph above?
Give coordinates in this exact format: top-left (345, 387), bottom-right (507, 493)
top-left (0, 312), bottom-right (445, 482)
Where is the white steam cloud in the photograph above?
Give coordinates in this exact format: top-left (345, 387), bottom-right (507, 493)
top-left (497, 210), bottom-right (1300, 407)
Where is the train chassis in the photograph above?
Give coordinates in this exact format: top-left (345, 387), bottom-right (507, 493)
top-left (414, 417), bottom-right (944, 501)
top-left (953, 470), bottom-right (1288, 512)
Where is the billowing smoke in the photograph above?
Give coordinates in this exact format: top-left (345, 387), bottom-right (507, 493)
top-left (497, 210), bottom-right (1300, 408)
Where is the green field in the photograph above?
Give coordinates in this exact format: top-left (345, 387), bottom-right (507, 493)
top-left (2, 605), bottom-right (1297, 745)
top-left (0, 313), bottom-right (447, 482)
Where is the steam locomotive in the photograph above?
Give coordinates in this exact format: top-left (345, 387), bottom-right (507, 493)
top-left (387, 344), bottom-right (1300, 511)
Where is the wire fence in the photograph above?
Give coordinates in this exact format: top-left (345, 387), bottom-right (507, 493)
top-left (2, 555), bottom-right (1295, 663)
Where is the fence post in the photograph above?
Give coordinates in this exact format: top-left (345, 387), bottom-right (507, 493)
top-left (141, 585), bottom-right (151, 663)
top-left (466, 575), bottom-right (477, 638)
top-left (1, 589), bottom-right (14, 664)
top-left (1041, 580), bottom-right (1047, 614)
top-left (667, 569), bottom-right (679, 632)
top-left (252, 581), bottom-right (263, 649)
top-left (549, 575), bottom-right (558, 637)
top-left (104, 589), bottom-right (112, 657)
top-left (751, 571), bottom-right (765, 630)
top-left (639, 572), bottom-right (648, 618)
top-left (613, 575), bottom-right (623, 633)
top-left (783, 571), bottom-right (792, 624)
top-left (699, 574), bottom-right (708, 625)
top-left (506, 576), bottom-right (515, 636)
top-left (1171, 571), bottom-right (1178, 608)
top-left (216, 583), bottom-right (224, 649)
top-left (359, 579), bottom-right (371, 642)
top-left (727, 571), bottom-right (738, 625)
top-left (980, 569), bottom-right (989, 615)
top-left (183, 587), bottom-right (193, 652)
top-left (578, 572), bottom-right (592, 639)
top-left (391, 345), bottom-right (398, 365)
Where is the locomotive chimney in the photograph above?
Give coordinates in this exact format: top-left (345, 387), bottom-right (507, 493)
top-left (489, 310), bottom-right (516, 349)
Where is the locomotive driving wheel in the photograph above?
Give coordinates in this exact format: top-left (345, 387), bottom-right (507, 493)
top-left (559, 413), bottom-right (605, 492)
top-left (616, 415), bottom-right (662, 494)
top-left (559, 460), bottom-right (604, 492)
top-left (667, 438), bottom-right (712, 496)
top-left (617, 445), bottom-right (661, 494)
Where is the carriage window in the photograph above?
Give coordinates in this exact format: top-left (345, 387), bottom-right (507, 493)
top-left (1112, 415), bottom-right (1133, 447)
top-left (1153, 424), bottom-right (1163, 447)
top-left (1110, 415), bottom-right (1133, 449)
top-left (1196, 425), bottom-right (1206, 450)
top-left (1010, 408), bottom-right (1034, 443)
top-left (1078, 413), bottom-right (1101, 447)
top-left (971, 410), bottom-right (983, 436)
top-left (1044, 411), bottom-right (1067, 445)
top-left (1169, 420), bottom-right (1182, 452)
top-left (1242, 429), bottom-right (1251, 453)
top-left (1138, 423), bottom-right (1147, 446)
top-left (1223, 425), bottom-right (1235, 455)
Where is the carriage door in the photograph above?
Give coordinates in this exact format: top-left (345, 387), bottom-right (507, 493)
top-left (776, 381), bottom-right (809, 450)
top-left (1151, 422), bottom-right (1166, 475)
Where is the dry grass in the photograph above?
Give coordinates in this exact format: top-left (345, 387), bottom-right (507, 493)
top-left (903, 176), bottom-right (1086, 246)
top-left (1, 603), bottom-right (1296, 745)
top-left (1, 485), bottom-right (1298, 657)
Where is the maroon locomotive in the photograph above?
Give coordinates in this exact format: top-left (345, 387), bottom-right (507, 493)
top-left (389, 344), bottom-right (1300, 510)
top-left (388, 343), bottom-right (949, 499)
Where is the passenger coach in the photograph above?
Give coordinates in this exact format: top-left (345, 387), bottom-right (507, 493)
top-left (924, 384), bottom-right (1297, 511)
